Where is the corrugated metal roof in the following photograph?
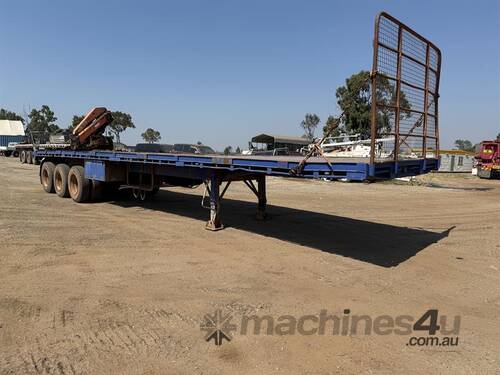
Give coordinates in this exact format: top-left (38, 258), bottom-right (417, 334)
top-left (251, 134), bottom-right (310, 144)
top-left (0, 120), bottom-right (25, 136)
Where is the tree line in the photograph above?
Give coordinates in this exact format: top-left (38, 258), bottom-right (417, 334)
top-left (2, 74), bottom-right (499, 150)
top-left (297, 70), bottom-right (500, 150)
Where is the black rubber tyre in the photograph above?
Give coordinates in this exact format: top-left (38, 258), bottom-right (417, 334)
top-left (54, 164), bottom-right (70, 198)
top-left (4, 151), bottom-right (12, 157)
top-left (41, 162), bottom-right (56, 193)
top-left (20, 150), bottom-right (26, 163)
top-left (26, 151), bottom-right (33, 164)
top-left (68, 165), bottom-right (90, 203)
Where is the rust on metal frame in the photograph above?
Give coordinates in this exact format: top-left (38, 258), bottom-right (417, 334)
top-left (370, 12), bottom-right (442, 164)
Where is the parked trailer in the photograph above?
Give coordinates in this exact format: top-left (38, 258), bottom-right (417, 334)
top-left (32, 12), bottom-right (441, 230)
top-left (15, 143), bottom-right (70, 165)
top-left (34, 150), bottom-right (438, 230)
top-left (1, 137), bottom-right (24, 156)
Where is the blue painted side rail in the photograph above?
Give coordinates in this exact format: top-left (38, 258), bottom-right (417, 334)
top-left (34, 149), bottom-right (438, 181)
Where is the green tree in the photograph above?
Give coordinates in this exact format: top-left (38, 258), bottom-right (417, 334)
top-left (223, 146), bottom-right (233, 155)
top-left (322, 115), bottom-right (342, 138)
top-left (235, 146), bottom-right (241, 154)
top-left (454, 139), bottom-right (474, 152)
top-left (26, 105), bottom-right (59, 134)
top-left (0, 108), bottom-right (24, 123)
top-left (300, 113), bottom-right (320, 141)
top-left (107, 111), bottom-right (135, 143)
top-left (141, 128), bottom-right (161, 143)
top-left (496, 132), bottom-right (500, 141)
top-left (331, 70), bottom-right (411, 138)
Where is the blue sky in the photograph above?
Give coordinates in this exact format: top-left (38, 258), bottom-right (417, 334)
top-left (1, 0), bottom-right (499, 150)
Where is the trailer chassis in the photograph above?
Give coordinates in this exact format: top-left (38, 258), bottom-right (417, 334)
top-left (37, 154), bottom-right (271, 230)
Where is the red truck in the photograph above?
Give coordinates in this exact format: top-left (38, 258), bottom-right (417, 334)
top-left (476, 141), bottom-right (500, 179)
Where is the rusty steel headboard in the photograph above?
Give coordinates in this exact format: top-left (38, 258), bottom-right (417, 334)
top-left (370, 12), bottom-right (441, 163)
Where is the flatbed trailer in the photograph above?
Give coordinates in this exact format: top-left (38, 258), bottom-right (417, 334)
top-left (34, 149), bottom-right (438, 229)
top-left (31, 12), bottom-right (442, 230)
top-left (16, 143), bottom-right (70, 164)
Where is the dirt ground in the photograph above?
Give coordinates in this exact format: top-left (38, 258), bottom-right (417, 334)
top-left (0, 157), bottom-right (499, 374)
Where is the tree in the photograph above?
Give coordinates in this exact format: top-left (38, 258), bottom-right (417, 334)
top-left (197, 141), bottom-right (203, 145)
top-left (300, 113), bottom-right (320, 141)
top-left (331, 70), bottom-right (411, 138)
top-left (235, 146), bottom-right (241, 154)
top-left (26, 105), bottom-right (59, 134)
top-left (0, 108), bottom-right (24, 123)
top-left (223, 146), bottom-right (233, 155)
top-left (454, 139), bottom-right (474, 152)
top-left (141, 128), bottom-right (161, 143)
top-left (322, 115), bottom-right (342, 138)
top-left (107, 111), bottom-right (135, 143)
top-left (496, 132), bottom-right (500, 141)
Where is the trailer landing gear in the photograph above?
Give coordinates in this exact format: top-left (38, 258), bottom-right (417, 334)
top-left (203, 173), bottom-right (267, 231)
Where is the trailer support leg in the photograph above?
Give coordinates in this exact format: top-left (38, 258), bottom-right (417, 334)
top-left (256, 175), bottom-right (267, 220)
top-left (205, 175), bottom-right (223, 231)
top-left (243, 175), bottom-right (267, 221)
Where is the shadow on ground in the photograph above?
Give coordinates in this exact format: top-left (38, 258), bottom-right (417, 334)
top-left (109, 189), bottom-right (453, 268)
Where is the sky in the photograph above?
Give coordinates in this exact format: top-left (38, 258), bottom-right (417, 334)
top-left (1, 0), bottom-right (499, 150)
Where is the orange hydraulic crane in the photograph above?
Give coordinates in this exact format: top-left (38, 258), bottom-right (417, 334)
top-left (71, 107), bottom-right (114, 150)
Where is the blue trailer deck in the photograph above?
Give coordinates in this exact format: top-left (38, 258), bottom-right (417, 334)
top-left (34, 149), bottom-right (438, 181)
top-left (34, 149), bottom-right (438, 230)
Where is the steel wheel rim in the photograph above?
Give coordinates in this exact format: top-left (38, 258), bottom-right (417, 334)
top-left (42, 169), bottom-right (50, 187)
top-left (55, 171), bottom-right (63, 191)
top-left (69, 173), bottom-right (78, 196)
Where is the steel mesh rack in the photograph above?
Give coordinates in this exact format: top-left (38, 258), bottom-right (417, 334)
top-left (370, 12), bottom-right (441, 165)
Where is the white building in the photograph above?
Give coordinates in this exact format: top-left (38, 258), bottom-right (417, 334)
top-left (0, 120), bottom-right (24, 136)
top-left (0, 120), bottom-right (25, 151)
top-left (438, 150), bottom-right (475, 173)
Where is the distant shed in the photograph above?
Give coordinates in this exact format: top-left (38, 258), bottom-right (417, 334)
top-left (251, 134), bottom-right (310, 153)
top-left (438, 150), bottom-right (475, 172)
top-left (0, 120), bottom-right (25, 150)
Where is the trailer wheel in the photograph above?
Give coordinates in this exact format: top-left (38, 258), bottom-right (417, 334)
top-left (26, 151), bottom-right (33, 164)
top-left (41, 162), bottom-right (56, 193)
top-left (20, 150), bottom-right (26, 163)
top-left (68, 165), bottom-right (90, 203)
top-left (54, 164), bottom-right (70, 198)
